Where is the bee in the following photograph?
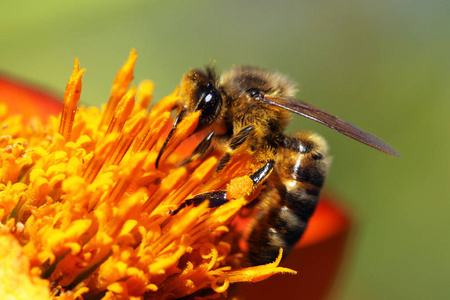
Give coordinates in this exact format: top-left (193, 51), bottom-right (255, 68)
top-left (159, 65), bottom-right (400, 265)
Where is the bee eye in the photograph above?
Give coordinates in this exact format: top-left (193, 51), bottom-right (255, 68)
top-left (246, 89), bottom-right (263, 101)
top-left (194, 82), bottom-right (222, 132)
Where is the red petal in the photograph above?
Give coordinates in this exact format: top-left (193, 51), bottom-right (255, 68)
top-left (0, 75), bottom-right (62, 120)
top-left (299, 194), bottom-right (351, 247)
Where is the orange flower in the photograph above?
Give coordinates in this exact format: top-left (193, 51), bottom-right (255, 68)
top-left (0, 50), bottom-right (351, 300)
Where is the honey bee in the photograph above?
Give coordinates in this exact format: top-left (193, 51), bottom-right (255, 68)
top-left (159, 65), bottom-right (400, 265)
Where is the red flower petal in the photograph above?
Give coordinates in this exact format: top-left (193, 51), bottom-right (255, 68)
top-left (0, 75), bottom-right (62, 120)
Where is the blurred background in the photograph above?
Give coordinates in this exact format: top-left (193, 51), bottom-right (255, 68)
top-left (1, 0), bottom-right (449, 299)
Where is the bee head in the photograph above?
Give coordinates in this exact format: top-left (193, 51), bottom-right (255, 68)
top-left (179, 68), bottom-right (223, 132)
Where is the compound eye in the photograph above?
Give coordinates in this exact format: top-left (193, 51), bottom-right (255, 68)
top-left (246, 89), bottom-right (263, 101)
top-left (194, 82), bottom-right (222, 132)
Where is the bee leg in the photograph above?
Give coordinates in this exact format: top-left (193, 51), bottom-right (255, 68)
top-left (229, 126), bottom-right (254, 150)
top-left (216, 126), bottom-right (254, 172)
top-left (170, 161), bottom-right (274, 215)
top-left (155, 108), bottom-right (186, 169)
top-left (170, 190), bottom-right (228, 215)
top-left (249, 159), bottom-right (275, 186)
top-left (178, 132), bottom-right (215, 166)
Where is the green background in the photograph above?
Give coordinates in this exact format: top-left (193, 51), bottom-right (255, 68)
top-left (1, 1), bottom-right (449, 299)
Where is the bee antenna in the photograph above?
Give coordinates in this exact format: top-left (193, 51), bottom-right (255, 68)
top-left (205, 64), bottom-right (219, 82)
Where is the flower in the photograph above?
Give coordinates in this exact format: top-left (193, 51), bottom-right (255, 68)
top-left (0, 50), bottom-right (351, 300)
top-left (0, 50), bottom-right (301, 300)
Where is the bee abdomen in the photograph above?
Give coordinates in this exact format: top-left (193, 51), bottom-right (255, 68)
top-left (247, 204), bottom-right (304, 266)
top-left (247, 187), bottom-right (320, 266)
top-left (247, 132), bottom-right (329, 265)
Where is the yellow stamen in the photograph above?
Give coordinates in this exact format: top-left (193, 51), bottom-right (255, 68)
top-left (59, 58), bottom-right (85, 140)
top-left (0, 228), bottom-right (50, 300)
top-left (100, 49), bottom-right (137, 127)
top-left (134, 79), bottom-right (155, 113)
top-left (105, 85), bottom-right (136, 135)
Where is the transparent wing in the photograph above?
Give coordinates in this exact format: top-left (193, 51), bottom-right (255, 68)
top-left (264, 96), bottom-right (401, 157)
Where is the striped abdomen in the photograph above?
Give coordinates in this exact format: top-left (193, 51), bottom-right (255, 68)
top-left (247, 131), bottom-right (329, 265)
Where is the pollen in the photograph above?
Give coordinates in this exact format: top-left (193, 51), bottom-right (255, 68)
top-left (0, 50), bottom-right (295, 299)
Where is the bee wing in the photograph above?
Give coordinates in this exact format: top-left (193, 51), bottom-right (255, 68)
top-left (263, 96), bottom-right (401, 157)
